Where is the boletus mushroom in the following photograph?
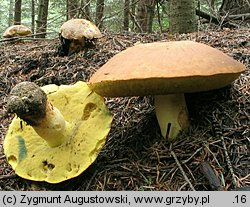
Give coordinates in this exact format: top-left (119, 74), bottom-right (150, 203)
top-left (59, 18), bottom-right (102, 55)
top-left (88, 41), bottom-right (246, 140)
top-left (4, 81), bottom-right (112, 183)
top-left (3, 25), bottom-right (32, 38)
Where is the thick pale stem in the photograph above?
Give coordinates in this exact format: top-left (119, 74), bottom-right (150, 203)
top-left (68, 38), bottom-right (85, 55)
top-left (7, 81), bottom-right (69, 147)
top-left (154, 94), bottom-right (189, 140)
top-left (32, 101), bottom-right (69, 147)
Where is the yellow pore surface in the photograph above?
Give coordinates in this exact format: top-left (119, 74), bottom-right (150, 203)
top-left (4, 81), bottom-right (112, 183)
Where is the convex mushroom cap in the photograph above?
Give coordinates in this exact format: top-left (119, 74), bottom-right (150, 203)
top-left (60, 18), bottom-right (102, 40)
top-left (3, 25), bottom-right (32, 38)
top-left (59, 18), bottom-right (102, 55)
top-left (4, 81), bottom-right (112, 183)
top-left (88, 41), bottom-right (246, 139)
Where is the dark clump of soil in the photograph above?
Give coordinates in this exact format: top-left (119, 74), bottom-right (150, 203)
top-left (0, 29), bottom-right (249, 191)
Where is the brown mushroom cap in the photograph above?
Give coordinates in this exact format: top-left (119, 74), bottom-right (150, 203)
top-left (60, 18), bottom-right (102, 40)
top-left (88, 41), bottom-right (246, 97)
top-left (3, 25), bottom-right (32, 38)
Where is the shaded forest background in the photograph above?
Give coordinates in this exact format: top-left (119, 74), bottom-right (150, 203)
top-left (0, 0), bottom-right (250, 38)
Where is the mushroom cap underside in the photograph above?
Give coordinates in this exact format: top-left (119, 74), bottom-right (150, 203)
top-left (60, 18), bottom-right (102, 40)
top-left (88, 41), bottom-right (246, 97)
top-left (4, 81), bottom-right (112, 183)
top-left (3, 25), bottom-right (32, 38)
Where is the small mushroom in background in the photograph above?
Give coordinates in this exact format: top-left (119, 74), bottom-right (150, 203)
top-left (59, 18), bottom-right (102, 56)
top-left (4, 81), bottom-right (112, 183)
top-left (3, 25), bottom-right (32, 38)
top-left (88, 41), bottom-right (246, 140)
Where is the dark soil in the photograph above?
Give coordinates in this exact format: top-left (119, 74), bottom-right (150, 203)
top-left (0, 28), bottom-right (249, 191)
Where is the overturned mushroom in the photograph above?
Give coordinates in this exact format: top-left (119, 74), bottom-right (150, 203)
top-left (3, 25), bottom-right (32, 38)
top-left (88, 41), bottom-right (246, 140)
top-left (4, 81), bottom-right (112, 183)
top-left (59, 18), bottom-right (102, 55)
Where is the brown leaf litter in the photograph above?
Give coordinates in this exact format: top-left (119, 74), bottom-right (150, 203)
top-left (0, 28), bottom-right (249, 191)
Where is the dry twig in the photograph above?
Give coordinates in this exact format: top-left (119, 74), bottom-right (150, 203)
top-left (170, 149), bottom-right (196, 191)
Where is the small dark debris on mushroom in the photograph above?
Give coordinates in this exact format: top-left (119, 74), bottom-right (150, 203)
top-left (7, 81), bottom-right (47, 126)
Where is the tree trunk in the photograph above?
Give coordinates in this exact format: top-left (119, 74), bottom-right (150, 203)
top-left (169, 0), bottom-right (197, 34)
top-left (147, 0), bottom-right (156, 33)
top-left (8, 0), bottom-right (14, 26)
top-left (36, 0), bottom-right (44, 32)
top-left (84, 0), bottom-right (91, 19)
top-left (36, 0), bottom-right (49, 38)
top-left (136, 0), bottom-right (147, 32)
top-left (67, 0), bottom-right (79, 19)
top-left (95, 0), bottom-right (105, 28)
top-left (123, 0), bottom-right (130, 31)
top-left (80, 0), bottom-right (91, 20)
top-left (156, 1), bottom-right (163, 32)
top-left (31, 0), bottom-right (35, 33)
top-left (136, 0), bottom-right (156, 33)
top-left (131, 0), bottom-right (136, 30)
top-left (220, 0), bottom-right (250, 15)
top-left (210, 0), bottom-right (215, 10)
top-left (14, 0), bottom-right (22, 25)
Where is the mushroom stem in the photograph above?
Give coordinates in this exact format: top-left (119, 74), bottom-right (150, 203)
top-left (32, 101), bottom-right (70, 147)
top-left (7, 82), bottom-right (69, 147)
top-left (154, 94), bottom-right (189, 140)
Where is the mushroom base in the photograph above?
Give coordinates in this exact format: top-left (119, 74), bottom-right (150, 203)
top-left (59, 36), bottom-right (85, 56)
top-left (155, 94), bottom-right (189, 140)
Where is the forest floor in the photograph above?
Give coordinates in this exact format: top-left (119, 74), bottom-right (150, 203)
top-left (0, 28), bottom-right (249, 191)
